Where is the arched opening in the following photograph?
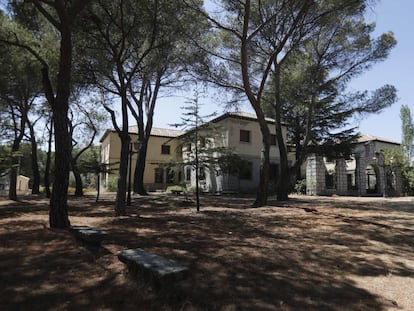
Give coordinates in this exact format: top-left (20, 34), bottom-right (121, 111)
top-left (386, 168), bottom-right (396, 196)
top-left (365, 164), bottom-right (379, 194)
top-left (325, 169), bottom-right (335, 190)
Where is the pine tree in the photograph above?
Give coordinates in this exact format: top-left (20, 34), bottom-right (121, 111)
top-left (400, 105), bottom-right (414, 165)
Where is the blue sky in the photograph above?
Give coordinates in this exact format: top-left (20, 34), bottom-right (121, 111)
top-left (154, 0), bottom-right (412, 143)
top-left (347, 0), bottom-right (414, 143)
top-left (1, 1), bottom-right (408, 143)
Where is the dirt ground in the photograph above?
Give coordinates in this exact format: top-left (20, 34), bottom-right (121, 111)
top-left (0, 193), bottom-right (414, 311)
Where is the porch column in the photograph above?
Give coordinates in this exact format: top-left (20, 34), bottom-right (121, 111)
top-left (306, 154), bottom-right (326, 196)
top-left (354, 153), bottom-right (366, 196)
top-left (335, 158), bottom-right (347, 195)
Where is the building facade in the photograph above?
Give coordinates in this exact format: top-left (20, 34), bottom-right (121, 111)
top-left (100, 112), bottom-right (287, 194)
top-left (306, 135), bottom-right (402, 196)
top-left (180, 112), bottom-right (287, 193)
top-left (100, 127), bottom-right (184, 192)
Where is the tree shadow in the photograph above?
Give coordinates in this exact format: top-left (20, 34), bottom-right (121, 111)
top-left (101, 198), bottom-right (414, 310)
top-left (1, 195), bottom-right (414, 310)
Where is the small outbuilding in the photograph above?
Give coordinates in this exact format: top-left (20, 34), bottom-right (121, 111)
top-left (306, 134), bottom-right (402, 197)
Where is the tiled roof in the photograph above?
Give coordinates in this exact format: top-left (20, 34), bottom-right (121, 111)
top-left (357, 134), bottom-right (400, 145)
top-left (228, 111), bottom-right (275, 123)
top-left (100, 111), bottom-right (281, 142)
top-left (210, 111), bottom-right (276, 124)
top-left (127, 126), bottom-right (185, 138)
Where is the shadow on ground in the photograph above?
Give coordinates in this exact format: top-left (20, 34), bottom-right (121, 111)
top-left (1, 194), bottom-right (414, 310)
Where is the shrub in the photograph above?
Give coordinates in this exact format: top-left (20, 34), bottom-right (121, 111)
top-left (106, 175), bottom-right (118, 192)
top-left (294, 179), bottom-right (307, 195)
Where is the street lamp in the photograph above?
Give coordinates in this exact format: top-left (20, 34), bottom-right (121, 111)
top-left (127, 141), bottom-right (141, 206)
top-left (390, 156), bottom-right (396, 195)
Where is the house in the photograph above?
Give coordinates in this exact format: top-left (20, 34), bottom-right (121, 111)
top-left (306, 134), bottom-right (402, 196)
top-left (0, 174), bottom-right (30, 196)
top-left (100, 127), bottom-right (184, 192)
top-left (180, 112), bottom-right (287, 193)
top-left (100, 112), bottom-right (287, 194)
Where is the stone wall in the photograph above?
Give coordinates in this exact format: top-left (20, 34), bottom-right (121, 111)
top-left (305, 143), bottom-right (402, 197)
top-left (306, 154), bottom-right (326, 195)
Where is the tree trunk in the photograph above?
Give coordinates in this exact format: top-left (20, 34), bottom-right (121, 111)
top-left (8, 100), bottom-right (26, 201)
top-left (294, 130), bottom-right (303, 182)
top-left (8, 142), bottom-right (19, 201)
top-left (133, 140), bottom-right (148, 195)
top-left (95, 172), bottom-right (100, 202)
top-left (195, 131), bottom-right (200, 212)
top-left (50, 108), bottom-right (71, 228)
top-left (274, 63), bottom-right (290, 201)
top-left (115, 134), bottom-right (130, 215)
top-left (44, 119), bottom-right (53, 198)
top-left (48, 26), bottom-right (72, 229)
top-left (27, 119), bottom-right (40, 194)
top-left (8, 167), bottom-right (17, 201)
top-left (253, 125), bottom-right (270, 207)
top-left (71, 158), bottom-right (83, 196)
top-left (240, 2), bottom-right (270, 207)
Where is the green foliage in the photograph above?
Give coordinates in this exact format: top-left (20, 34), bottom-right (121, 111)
top-left (0, 145), bottom-right (19, 176)
top-left (172, 89), bottom-right (223, 172)
top-left (384, 149), bottom-right (414, 195)
top-left (106, 175), bottom-right (118, 192)
top-left (294, 179), bottom-right (307, 195)
top-left (77, 146), bottom-right (101, 174)
top-left (166, 185), bottom-right (186, 193)
top-left (404, 168), bottom-right (414, 195)
top-left (261, 0), bottom-right (397, 179)
top-left (400, 105), bottom-right (414, 165)
top-left (171, 89), bottom-right (227, 211)
top-left (0, 2), bottom-right (60, 75)
top-left (218, 153), bottom-right (245, 175)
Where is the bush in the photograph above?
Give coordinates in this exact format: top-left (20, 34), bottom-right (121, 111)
top-left (166, 185), bottom-right (186, 193)
top-left (294, 179), bottom-right (306, 195)
top-left (106, 175), bottom-right (118, 192)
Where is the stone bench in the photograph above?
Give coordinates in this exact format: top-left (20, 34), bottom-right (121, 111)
top-left (117, 248), bottom-right (189, 290)
top-left (70, 226), bottom-right (108, 247)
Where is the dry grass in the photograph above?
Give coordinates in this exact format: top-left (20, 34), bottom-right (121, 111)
top-left (1, 194), bottom-right (414, 310)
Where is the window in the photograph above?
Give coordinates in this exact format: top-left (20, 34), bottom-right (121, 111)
top-left (154, 168), bottom-right (163, 183)
top-left (198, 168), bottom-right (206, 180)
top-left (239, 161), bottom-right (253, 180)
top-left (326, 173), bottom-right (335, 189)
top-left (199, 136), bottom-right (206, 147)
top-left (347, 174), bottom-right (356, 190)
top-left (270, 134), bottom-right (277, 146)
top-left (186, 166), bottom-right (191, 181)
top-left (161, 145), bottom-right (170, 155)
top-left (240, 130), bottom-right (251, 143)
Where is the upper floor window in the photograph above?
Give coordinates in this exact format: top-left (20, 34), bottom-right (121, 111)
top-left (270, 134), bottom-right (277, 146)
top-left (161, 145), bottom-right (171, 155)
top-left (240, 130), bottom-right (251, 143)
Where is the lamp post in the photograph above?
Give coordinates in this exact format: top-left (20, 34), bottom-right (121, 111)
top-left (127, 141), bottom-right (141, 206)
top-left (390, 156), bottom-right (396, 195)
